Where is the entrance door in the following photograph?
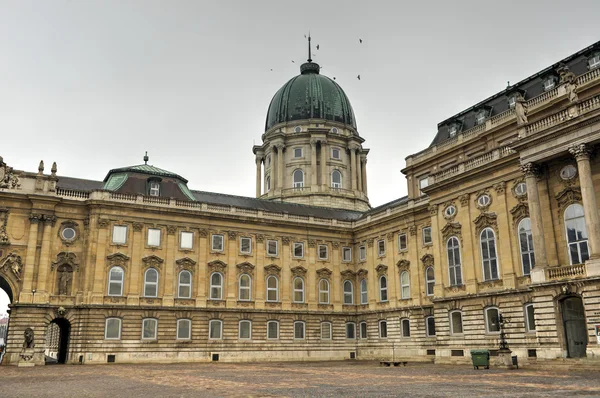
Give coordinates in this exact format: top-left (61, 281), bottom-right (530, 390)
top-left (45, 319), bottom-right (70, 364)
top-left (562, 297), bottom-right (587, 358)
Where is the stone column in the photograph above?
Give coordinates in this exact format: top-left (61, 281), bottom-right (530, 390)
top-left (163, 225), bottom-right (176, 307)
top-left (310, 140), bottom-right (318, 190)
top-left (255, 157), bottom-right (262, 197)
top-left (34, 215), bottom-right (56, 303)
top-left (320, 140), bottom-right (328, 188)
top-left (521, 163), bottom-right (548, 274)
top-left (356, 150), bottom-right (363, 192)
top-left (276, 144), bottom-right (285, 190)
top-left (19, 214), bottom-right (41, 303)
top-left (272, 149), bottom-right (278, 190)
top-left (349, 146), bottom-right (358, 191)
top-left (361, 156), bottom-right (368, 196)
top-left (569, 144), bottom-right (600, 259)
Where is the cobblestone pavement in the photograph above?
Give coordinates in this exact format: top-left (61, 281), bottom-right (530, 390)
top-left (1, 361), bottom-right (600, 397)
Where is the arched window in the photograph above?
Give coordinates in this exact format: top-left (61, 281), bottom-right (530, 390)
top-left (359, 321), bottom-right (367, 339)
top-left (447, 237), bottom-right (463, 286)
top-left (177, 319), bottom-right (191, 340)
top-left (379, 320), bottom-right (388, 338)
top-left (266, 275), bottom-right (278, 302)
top-left (267, 320), bottom-right (279, 339)
top-left (343, 280), bottom-right (354, 304)
top-left (144, 268), bottom-right (159, 297)
top-left (518, 218), bottom-right (535, 275)
top-left (400, 271), bottom-right (410, 299)
top-left (318, 279), bottom-right (330, 304)
top-left (480, 228), bottom-right (499, 281)
top-left (265, 176), bottom-right (271, 192)
top-left (239, 274), bottom-right (252, 301)
top-left (142, 318), bottom-right (158, 340)
top-left (565, 203), bottom-right (589, 264)
top-left (107, 266), bottom-right (124, 296)
top-left (331, 170), bottom-right (342, 188)
top-left (294, 321), bottom-right (305, 339)
top-left (449, 310), bottom-right (463, 335)
top-left (485, 307), bottom-right (500, 333)
top-left (360, 279), bottom-right (368, 304)
top-left (401, 318), bottom-right (411, 337)
top-left (105, 318), bottom-right (122, 340)
top-left (293, 169), bottom-right (304, 188)
top-left (178, 270), bottom-right (192, 299)
top-left (425, 267), bottom-right (435, 296)
top-left (210, 272), bottom-right (223, 300)
top-left (209, 319), bottom-right (223, 339)
top-left (293, 277), bottom-right (305, 303)
top-left (379, 275), bottom-right (388, 302)
top-left (425, 316), bottom-right (436, 336)
top-left (239, 320), bottom-right (252, 340)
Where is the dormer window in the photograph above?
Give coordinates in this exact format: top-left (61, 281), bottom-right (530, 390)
top-left (588, 53), bottom-right (600, 70)
top-left (149, 181), bottom-right (160, 197)
top-left (508, 95), bottom-right (516, 109)
top-left (475, 110), bottom-right (487, 125)
top-left (543, 76), bottom-right (556, 91)
top-left (448, 125), bottom-right (457, 137)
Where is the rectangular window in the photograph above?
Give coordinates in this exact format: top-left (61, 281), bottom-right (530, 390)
top-left (377, 240), bottom-right (385, 256)
top-left (293, 242), bottom-right (304, 258)
top-left (401, 319), bottom-right (411, 337)
top-left (450, 312), bottom-right (463, 335)
top-left (426, 316), bottom-right (436, 337)
top-left (294, 148), bottom-right (303, 158)
top-left (239, 320), bottom-right (251, 340)
top-left (360, 322), bottom-right (367, 339)
top-left (525, 304), bottom-right (536, 332)
top-left (180, 231), bottom-right (193, 250)
top-left (398, 233), bottom-right (407, 251)
top-left (419, 176), bottom-right (429, 195)
top-left (112, 225), bottom-right (128, 245)
top-left (422, 227), bottom-right (432, 245)
top-left (318, 244), bottom-right (328, 260)
top-left (105, 318), bottom-right (121, 340)
top-left (267, 321), bottom-right (279, 339)
top-left (149, 181), bottom-right (160, 196)
top-left (332, 148), bottom-right (341, 159)
top-left (589, 55), bottom-right (600, 70)
top-left (485, 308), bottom-right (500, 333)
top-left (177, 319), bottom-right (191, 340)
top-left (142, 318), bottom-right (157, 340)
top-left (342, 247), bottom-right (352, 262)
top-left (240, 237), bottom-right (252, 254)
top-left (543, 78), bottom-right (555, 91)
top-left (359, 245), bottom-right (366, 261)
top-left (321, 322), bottom-right (332, 340)
top-left (147, 228), bottom-right (161, 247)
top-left (267, 240), bottom-right (278, 256)
top-left (294, 322), bottom-right (305, 340)
top-left (346, 322), bottom-right (356, 339)
top-left (209, 320), bottom-right (223, 340)
top-left (211, 234), bottom-right (224, 252)
top-left (379, 320), bottom-right (387, 338)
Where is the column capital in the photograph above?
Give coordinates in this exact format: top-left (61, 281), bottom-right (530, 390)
top-left (310, 139), bottom-right (319, 147)
top-left (42, 214), bottom-right (57, 226)
top-left (255, 156), bottom-right (263, 164)
top-left (361, 156), bottom-right (367, 164)
top-left (520, 162), bottom-right (542, 179)
top-left (29, 213), bottom-right (43, 224)
top-left (348, 143), bottom-right (361, 152)
top-left (274, 143), bottom-right (286, 151)
top-left (568, 143), bottom-right (592, 160)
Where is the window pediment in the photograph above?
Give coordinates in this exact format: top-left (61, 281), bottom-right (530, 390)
top-left (51, 251), bottom-right (79, 271)
top-left (316, 267), bottom-right (332, 279)
top-left (142, 255), bottom-right (164, 270)
top-left (396, 259), bottom-right (410, 272)
top-left (555, 186), bottom-right (582, 212)
top-left (236, 261), bottom-right (255, 275)
top-left (473, 212), bottom-right (498, 235)
top-left (176, 257), bottom-right (197, 272)
top-left (264, 263), bottom-right (281, 276)
top-left (106, 252), bottom-right (130, 270)
top-left (510, 202), bottom-right (530, 227)
top-left (208, 260), bottom-right (227, 273)
top-left (291, 265), bottom-right (308, 277)
top-left (441, 222), bottom-right (462, 242)
top-left (341, 269), bottom-right (356, 278)
top-left (421, 254), bottom-right (434, 268)
top-left (375, 264), bottom-right (388, 276)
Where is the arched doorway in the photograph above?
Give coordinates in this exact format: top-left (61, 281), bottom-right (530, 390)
top-left (0, 275), bottom-right (13, 365)
top-left (561, 296), bottom-right (587, 358)
top-left (45, 318), bottom-right (70, 364)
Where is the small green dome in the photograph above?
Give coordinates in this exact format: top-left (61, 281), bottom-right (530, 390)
top-left (265, 61), bottom-right (357, 132)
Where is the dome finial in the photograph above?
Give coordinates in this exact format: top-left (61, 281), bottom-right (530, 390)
top-left (143, 151), bottom-right (149, 165)
top-left (307, 32), bottom-right (312, 63)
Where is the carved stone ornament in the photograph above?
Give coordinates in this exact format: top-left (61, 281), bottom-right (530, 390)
top-left (22, 327), bottom-right (35, 349)
top-left (43, 214), bottom-right (57, 226)
top-left (166, 225), bottom-right (177, 235)
top-left (340, 269), bottom-right (356, 278)
top-left (0, 252), bottom-right (23, 280)
top-left (56, 306), bottom-right (68, 317)
top-left (132, 222), bottom-right (144, 232)
top-left (308, 239), bottom-right (316, 248)
top-left (332, 241), bottom-right (340, 249)
top-left (176, 257), bottom-right (197, 272)
top-left (29, 213), bottom-right (42, 224)
top-left (236, 261), bottom-right (255, 274)
top-left (386, 233), bottom-right (394, 242)
top-left (445, 284), bottom-right (466, 294)
top-left (281, 236), bottom-right (291, 246)
top-left (198, 229), bottom-right (208, 238)
top-left (520, 163), bottom-right (542, 179)
top-left (442, 201), bottom-right (457, 221)
top-left (396, 259), bottom-right (410, 271)
top-left (291, 265), bottom-right (307, 277)
top-left (555, 186), bottom-right (582, 212)
top-left (441, 222), bottom-right (462, 242)
top-left (512, 178), bottom-right (528, 200)
top-left (316, 267), bottom-right (332, 279)
top-left (0, 208), bottom-right (9, 246)
top-left (375, 264), bottom-right (388, 276)
top-left (473, 212), bottom-right (498, 234)
top-left (142, 254), bottom-right (164, 270)
top-left (459, 194), bottom-right (470, 208)
top-left (493, 182), bottom-right (506, 195)
top-left (568, 143), bottom-right (592, 160)
top-left (366, 238), bottom-right (374, 247)
top-left (475, 190), bottom-right (492, 212)
top-left (58, 220), bottom-right (79, 246)
top-left (264, 263), bottom-right (281, 276)
top-left (107, 252), bottom-right (130, 269)
top-left (510, 202), bottom-right (530, 227)
top-left (409, 225), bottom-right (417, 236)
top-left (228, 230), bottom-right (238, 239)
top-left (421, 254), bottom-right (434, 268)
top-left (51, 251), bottom-right (79, 272)
top-left (97, 218), bottom-right (110, 228)
top-left (256, 234), bottom-right (264, 243)
top-left (0, 157), bottom-right (21, 189)
top-left (356, 268), bottom-right (368, 279)
top-left (428, 204), bottom-right (438, 216)
top-left (208, 260), bottom-right (227, 273)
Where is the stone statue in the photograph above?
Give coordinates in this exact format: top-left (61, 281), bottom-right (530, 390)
top-left (558, 64), bottom-right (578, 102)
top-left (0, 252), bottom-right (23, 280)
top-left (23, 328), bottom-right (35, 349)
top-left (514, 93), bottom-right (528, 125)
top-left (0, 157), bottom-right (21, 189)
top-left (57, 265), bottom-right (73, 295)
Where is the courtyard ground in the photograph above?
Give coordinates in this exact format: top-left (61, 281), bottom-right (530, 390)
top-left (1, 361), bottom-right (600, 397)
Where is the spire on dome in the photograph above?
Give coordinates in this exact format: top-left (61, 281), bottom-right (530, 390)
top-left (300, 33), bottom-right (320, 75)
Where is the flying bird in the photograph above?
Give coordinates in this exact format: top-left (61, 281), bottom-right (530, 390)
top-left (292, 60), bottom-right (295, 63)
top-left (333, 77), bottom-right (336, 80)
top-left (270, 69), bottom-right (273, 71)
top-left (359, 38), bottom-right (362, 43)
top-left (357, 75), bottom-right (361, 80)
top-left (304, 34), bottom-right (307, 38)
top-left (316, 44), bottom-right (320, 50)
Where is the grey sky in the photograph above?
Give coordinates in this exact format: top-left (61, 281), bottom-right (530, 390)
top-left (1, 0), bottom-right (600, 311)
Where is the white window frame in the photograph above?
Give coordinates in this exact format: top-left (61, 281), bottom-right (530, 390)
top-left (267, 320), bottom-right (279, 340)
top-left (293, 277), bottom-right (305, 303)
top-left (524, 303), bottom-right (536, 333)
top-left (425, 316), bottom-right (436, 337)
top-left (142, 318), bottom-right (158, 340)
top-left (180, 231), bottom-right (194, 250)
top-left (379, 320), bottom-right (388, 338)
top-left (149, 181), bottom-right (160, 197)
top-left (379, 275), bottom-right (388, 302)
top-left (419, 176), bottom-right (429, 195)
top-left (318, 279), bottom-right (330, 304)
top-left (107, 266), bottom-right (124, 296)
top-left (240, 236), bottom-right (252, 254)
top-left (515, 182), bottom-right (527, 196)
top-left (589, 54), bottom-right (600, 70)
top-left (564, 203), bottom-right (589, 265)
top-left (266, 275), bottom-right (278, 302)
top-left (293, 169), bottom-right (304, 188)
top-left (360, 279), bottom-right (368, 304)
top-left (112, 225), bottom-right (128, 245)
top-left (425, 266), bottom-right (435, 297)
top-left (294, 321), bottom-right (305, 340)
top-left (143, 268), bottom-right (159, 298)
top-left (238, 274), bottom-right (252, 301)
top-left (331, 170), bottom-right (342, 188)
top-left (105, 318), bottom-right (122, 340)
top-left (318, 244), bottom-right (328, 260)
top-left (398, 233), bottom-right (407, 251)
top-left (267, 240), bottom-right (278, 256)
top-left (210, 272), bottom-right (223, 300)
top-left (346, 322), bottom-right (356, 339)
top-left (447, 237), bottom-right (463, 286)
top-left (359, 245), bottom-right (366, 261)
top-left (209, 319), bottom-right (223, 340)
top-left (400, 271), bottom-right (410, 299)
top-left (449, 310), bottom-right (463, 335)
top-left (178, 270), bottom-right (192, 299)
top-left (480, 228), bottom-right (499, 281)
top-left (293, 147), bottom-right (303, 158)
top-left (401, 318), bottom-right (411, 338)
top-left (321, 322), bottom-right (332, 340)
top-left (422, 227), bottom-right (432, 245)
top-left (176, 319), bottom-right (192, 340)
top-left (211, 234), bottom-right (224, 252)
top-left (147, 228), bottom-right (161, 247)
top-left (342, 247), bottom-right (352, 262)
top-left (293, 242), bottom-right (304, 258)
top-left (485, 307), bottom-right (501, 334)
top-left (377, 240), bottom-right (385, 256)
top-left (359, 321), bottom-right (367, 339)
top-left (475, 110), bottom-right (487, 125)
top-left (518, 218), bottom-right (535, 276)
top-left (449, 124), bottom-right (458, 137)
top-left (343, 280), bottom-right (354, 305)
top-left (543, 77), bottom-right (555, 91)
top-left (331, 147), bottom-right (341, 159)
top-left (238, 320), bottom-right (252, 340)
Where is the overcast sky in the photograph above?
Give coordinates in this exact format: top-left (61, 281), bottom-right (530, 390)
top-left (1, 0), bottom-right (600, 312)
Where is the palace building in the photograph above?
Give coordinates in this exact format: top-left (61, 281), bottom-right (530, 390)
top-left (1, 39), bottom-right (600, 366)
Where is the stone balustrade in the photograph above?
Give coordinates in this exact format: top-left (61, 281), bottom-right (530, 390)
top-left (546, 264), bottom-right (587, 280)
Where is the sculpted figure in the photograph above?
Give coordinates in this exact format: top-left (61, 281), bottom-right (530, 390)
top-left (558, 64), bottom-right (578, 102)
top-left (514, 93), bottom-right (528, 125)
top-left (23, 328), bottom-right (35, 349)
top-left (57, 265), bottom-right (73, 295)
top-left (0, 252), bottom-right (23, 280)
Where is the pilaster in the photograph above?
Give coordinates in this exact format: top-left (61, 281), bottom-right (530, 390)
top-left (33, 214), bottom-right (56, 303)
top-left (19, 214), bottom-right (41, 303)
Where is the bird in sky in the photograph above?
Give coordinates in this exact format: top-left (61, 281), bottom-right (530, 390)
top-left (316, 44), bottom-right (320, 50)
top-left (359, 38), bottom-right (363, 43)
top-left (270, 69), bottom-right (273, 71)
top-left (292, 60), bottom-right (295, 63)
top-left (333, 77), bottom-right (336, 80)
top-left (357, 75), bottom-right (361, 80)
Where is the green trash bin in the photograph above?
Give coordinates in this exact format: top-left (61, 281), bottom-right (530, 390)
top-left (470, 349), bottom-right (490, 369)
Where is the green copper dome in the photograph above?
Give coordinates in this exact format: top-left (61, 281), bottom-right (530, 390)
top-left (265, 61), bottom-right (357, 131)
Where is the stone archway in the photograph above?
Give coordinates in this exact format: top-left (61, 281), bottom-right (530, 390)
top-left (561, 296), bottom-right (587, 358)
top-left (0, 275), bottom-right (13, 365)
top-left (45, 318), bottom-right (70, 364)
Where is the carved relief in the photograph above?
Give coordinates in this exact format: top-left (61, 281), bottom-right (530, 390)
top-left (356, 268), bottom-right (368, 279)
top-left (340, 269), bottom-right (356, 278)
top-left (51, 252), bottom-right (79, 272)
top-left (198, 229), bottom-right (208, 238)
top-left (0, 252), bottom-right (23, 280)
top-left (421, 254), bottom-right (434, 268)
top-left (331, 241), bottom-right (340, 249)
top-left (375, 264), bottom-right (388, 276)
top-left (291, 265), bottom-right (307, 277)
top-left (281, 236), bottom-right (290, 246)
top-left (473, 212), bottom-right (498, 234)
top-left (366, 238), bottom-right (374, 247)
top-left (428, 204), bottom-right (438, 216)
top-left (510, 202), bottom-right (530, 227)
top-left (255, 234), bottom-right (264, 243)
top-left (441, 222), bottom-right (462, 242)
top-left (477, 279), bottom-right (504, 291)
top-left (0, 157), bottom-right (21, 189)
top-left (459, 194), bottom-right (470, 208)
top-left (0, 209), bottom-right (10, 246)
top-left (106, 252), bottom-right (130, 269)
top-left (493, 182), bottom-right (506, 195)
top-left (142, 255), bottom-right (164, 270)
top-left (176, 257), bottom-right (197, 272)
top-left (208, 260), bottom-right (227, 273)
top-left (555, 186), bottom-right (582, 212)
top-left (409, 225), bottom-right (417, 236)
top-left (97, 218), bottom-right (110, 228)
top-left (236, 261), bottom-right (255, 275)
top-left (308, 239), bottom-right (316, 248)
top-left (166, 225), bottom-right (177, 235)
top-left (132, 222), bottom-right (144, 232)
top-left (444, 284), bottom-right (466, 294)
top-left (264, 263), bottom-right (281, 276)
top-left (228, 230), bottom-right (238, 239)
top-left (396, 259), bottom-right (410, 272)
top-left (316, 267), bottom-right (332, 278)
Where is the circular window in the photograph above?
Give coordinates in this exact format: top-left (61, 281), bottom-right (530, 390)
top-left (477, 194), bottom-right (491, 207)
top-left (444, 205), bottom-right (457, 217)
top-left (294, 126), bottom-right (302, 133)
top-left (560, 165), bottom-right (577, 180)
top-left (61, 227), bottom-right (76, 241)
top-left (331, 127), bottom-right (339, 134)
top-left (514, 182), bottom-right (527, 196)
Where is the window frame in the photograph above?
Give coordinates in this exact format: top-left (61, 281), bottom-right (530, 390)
top-left (176, 318), bottom-right (192, 340)
top-left (293, 147), bottom-right (303, 158)
top-left (425, 316), bottom-right (436, 337)
top-left (447, 236), bottom-right (463, 286)
top-left (240, 236), bottom-right (252, 254)
top-left (419, 176), bottom-right (429, 195)
top-left (293, 242), bottom-right (304, 259)
top-left (267, 240), bottom-right (278, 257)
top-left (112, 225), bottom-right (128, 245)
top-left (177, 270), bottom-right (192, 299)
top-left (422, 227), bottom-right (432, 245)
top-left (143, 268), bottom-right (159, 298)
top-left (107, 266), bottom-right (124, 296)
top-left (331, 170), bottom-right (342, 188)
top-left (379, 275), bottom-right (388, 302)
top-left (321, 321), bottom-right (332, 340)
top-left (318, 244), bottom-right (329, 260)
top-left (180, 231), bottom-right (194, 250)
top-left (564, 203), bottom-right (590, 265)
top-left (480, 228), bottom-right (499, 281)
top-left (377, 239), bottom-right (385, 257)
top-left (342, 246), bottom-right (352, 262)
top-left (346, 322), bottom-right (356, 339)
top-left (425, 266), bottom-right (435, 297)
top-left (518, 218), bottom-right (535, 276)
top-left (266, 275), bottom-right (279, 302)
top-left (401, 318), bottom-right (411, 338)
top-left (400, 271), bottom-right (410, 300)
top-left (485, 307), bottom-right (501, 334)
top-left (104, 317), bottom-right (122, 340)
top-left (343, 280), bottom-right (354, 305)
top-left (524, 303), bottom-right (536, 333)
top-left (211, 234), bottom-right (224, 252)
top-left (238, 273), bottom-right (252, 301)
top-left (267, 320), bottom-right (279, 340)
top-left (379, 320), bottom-right (388, 338)
top-left (142, 318), bottom-right (158, 340)
top-left (331, 147), bottom-right (341, 160)
top-left (318, 279), bottom-right (330, 304)
top-left (359, 321), bottom-right (367, 339)
top-left (238, 320), bottom-right (252, 340)
top-left (147, 228), bottom-right (161, 247)
top-left (294, 321), bottom-right (305, 340)
top-left (209, 319), bottom-right (223, 340)
top-left (360, 279), bottom-right (368, 304)
top-left (293, 169), bottom-right (304, 188)
top-left (148, 181), bottom-right (160, 197)
top-left (449, 310), bottom-right (463, 335)
top-left (293, 277), bottom-right (305, 303)
top-left (359, 245), bottom-right (366, 261)
top-left (209, 272), bottom-right (224, 300)
top-left (398, 233), bottom-right (407, 252)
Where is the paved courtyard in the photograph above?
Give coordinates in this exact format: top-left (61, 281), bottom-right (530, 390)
top-left (1, 361), bottom-right (600, 397)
